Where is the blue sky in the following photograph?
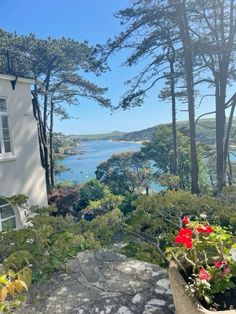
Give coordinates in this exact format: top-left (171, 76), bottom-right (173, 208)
top-left (0, 0), bottom-right (227, 134)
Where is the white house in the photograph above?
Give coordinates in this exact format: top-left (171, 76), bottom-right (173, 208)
top-left (0, 73), bottom-right (48, 230)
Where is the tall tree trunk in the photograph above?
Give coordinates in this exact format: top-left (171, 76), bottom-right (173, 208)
top-left (227, 152), bottom-right (233, 186)
top-left (42, 75), bottom-right (51, 189)
top-left (175, 0), bottom-right (200, 194)
top-left (169, 57), bottom-right (178, 176)
top-left (215, 79), bottom-right (225, 191)
top-left (32, 89), bottom-right (46, 169)
top-left (223, 93), bottom-right (236, 184)
top-left (49, 100), bottom-right (55, 187)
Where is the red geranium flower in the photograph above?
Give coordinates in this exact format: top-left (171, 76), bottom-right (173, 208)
top-left (178, 228), bottom-right (193, 237)
top-left (214, 260), bottom-right (227, 269)
top-left (199, 267), bottom-right (212, 281)
top-left (197, 224), bottom-right (214, 233)
top-left (175, 228), bottom-right (193, 249)
top-left (175, 235), bottom-right (193, 249)
top-left (183, 216), bottom-right (190, 225)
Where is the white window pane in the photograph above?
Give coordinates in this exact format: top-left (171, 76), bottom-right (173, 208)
top-left (1, 116), bottom-right (9, 129)
top-left (4, 141), bottom-right (11, 153)
top-left (0, 99), bottom-right (7, 112)
top-left (3, 129), bottom-right (10, 140)
top-left (1, 116), bottom-right (12, 153)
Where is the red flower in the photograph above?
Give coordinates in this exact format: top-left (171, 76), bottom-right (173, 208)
top-left (197, 224), bottom-right (214, 233)
top-left (183, 216), bottom-right (190, 225)
top-left (214, 260), bottom-right (227, 269)
top-left (175, 228), bottom-right (193, 249)
top-left (178, 228), bottom-right (193, 238)
top-left (199, 267), bottom-right (212, 281)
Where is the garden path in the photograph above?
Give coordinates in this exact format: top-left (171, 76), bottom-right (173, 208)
top-left (16, 250), bottom-right (175, 314)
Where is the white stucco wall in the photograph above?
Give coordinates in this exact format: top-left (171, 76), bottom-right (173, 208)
top-left (0, 74), bottom-right (48, 225)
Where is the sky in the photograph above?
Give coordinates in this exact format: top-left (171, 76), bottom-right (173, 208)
top-left (0, 0), bottom-right (230, 135)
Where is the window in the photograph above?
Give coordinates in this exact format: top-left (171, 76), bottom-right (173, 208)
top-left (0, 200), bottom-right (16, 232)
top-left (0, 98), bottom-right (13, 158)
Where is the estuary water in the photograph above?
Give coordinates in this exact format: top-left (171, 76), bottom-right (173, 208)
top-left (56, 140), bottom-right (141, 184)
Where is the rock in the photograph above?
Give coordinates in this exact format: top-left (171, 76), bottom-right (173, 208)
top-left (15, 250), bottom-right (174, 314)
top-left (117, 306), bottom-right (133, 314)
top-left (156, 278), bottom-right (171, 290)
top-left (148, 299), bottom-right (166, 306)
top-left (132, 294), bottom-right (142, 304)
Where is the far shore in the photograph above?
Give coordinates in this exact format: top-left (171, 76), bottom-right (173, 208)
top-left (111, 139), bottom-right (148, 144)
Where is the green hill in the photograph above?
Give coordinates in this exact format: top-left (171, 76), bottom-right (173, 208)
top-left (61, 118), bottom-right (236, 146)
top-left (68, 131), bottom-right (126, 141)
top-left (120, 119), bottom-right (236, 145)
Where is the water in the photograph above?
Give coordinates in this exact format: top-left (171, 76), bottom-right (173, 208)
top-left (56, 140), bottom-right (141, 184)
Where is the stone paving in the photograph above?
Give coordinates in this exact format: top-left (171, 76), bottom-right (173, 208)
top-left (16, 250), bottom-right (175, 314)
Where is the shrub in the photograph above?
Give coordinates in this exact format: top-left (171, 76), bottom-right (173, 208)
top-left (84, 193), bottom-right (124, 216)
top-left (48, 185), bottom-right (81, 216)
top-left (76, 179), bottom-right (109, 210)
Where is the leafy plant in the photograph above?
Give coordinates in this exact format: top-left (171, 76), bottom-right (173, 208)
top-left (166, 216), bottom-right (236, 304)
top-left (0, 267), bottom-right (32, 312)
top-left (76, 179), bottom-right (109, 210)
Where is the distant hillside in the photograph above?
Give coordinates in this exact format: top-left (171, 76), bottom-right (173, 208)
top-left (62, 118), bottom-right (236, 146)
top-left (120, 119), bottom-right (236, 145)
top-left (68, 131), bottom-right (126, 141)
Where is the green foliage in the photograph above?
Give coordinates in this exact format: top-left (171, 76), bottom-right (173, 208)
top-left (96, 151), bottom-right (151, 195)
top-left (85, 193), bottom-right (124, 215)
top-left (0, 201), bottom-right (123, 284)
top-left (88, 209), bottom-right (123, 244)
top-left (29, 205), bottom-right (58, 216)
top-left (132, 190), bottom-right (236, 231)
top-left (157, 174), bottom-right (179, 190)
top-left (119, 193), bottom-right (138, 215)
top-left (141, 125), bottom-right (210, 192)
top-left (120, 241), bottom-right (164, 265)
top-left (6, 195), bottom-right (29, 207)
top-left (3, 251), bottom-right (33, 272)
top-left (119, 190), bottom-right (236, 268)
top-left (77, 179), bottom-right (109, 210)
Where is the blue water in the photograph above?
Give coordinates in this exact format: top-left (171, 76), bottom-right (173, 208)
top-left (56, 140), bottom-right (141, 184)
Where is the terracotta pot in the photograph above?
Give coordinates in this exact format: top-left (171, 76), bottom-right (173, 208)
top-left (168, 261), bottom-right (236, 314)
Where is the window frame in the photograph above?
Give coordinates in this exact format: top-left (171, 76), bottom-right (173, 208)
top-left (0, 97), bottom-right (14, 159)
top-left (0, 203), bottom-right (16, 232)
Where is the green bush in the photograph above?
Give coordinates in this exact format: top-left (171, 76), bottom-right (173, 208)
top-left (0, 199), bottom-right (123, 283)
top-left (84, 193), bottom-right (124, 215)
top-left (120, 193), bottom-right (138, 215)
top-left (76, 179), bottom-right (109, 210)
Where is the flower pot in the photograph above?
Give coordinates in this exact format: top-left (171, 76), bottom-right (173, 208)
top-left (168, 261), bottom-right (236, 314)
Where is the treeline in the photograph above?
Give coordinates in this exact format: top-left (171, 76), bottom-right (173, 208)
top-left (102, 0), bottom-right (236, 193)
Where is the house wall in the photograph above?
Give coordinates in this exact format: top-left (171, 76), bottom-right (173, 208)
top-left (0, 75), bottom-right (48, 226)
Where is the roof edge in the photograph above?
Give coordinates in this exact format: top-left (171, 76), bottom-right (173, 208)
top-left (0, 74), bottom-right (35, 84)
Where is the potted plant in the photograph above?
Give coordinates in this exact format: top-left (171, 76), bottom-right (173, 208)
top-left (166, 216), bottom-right (236, 313)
